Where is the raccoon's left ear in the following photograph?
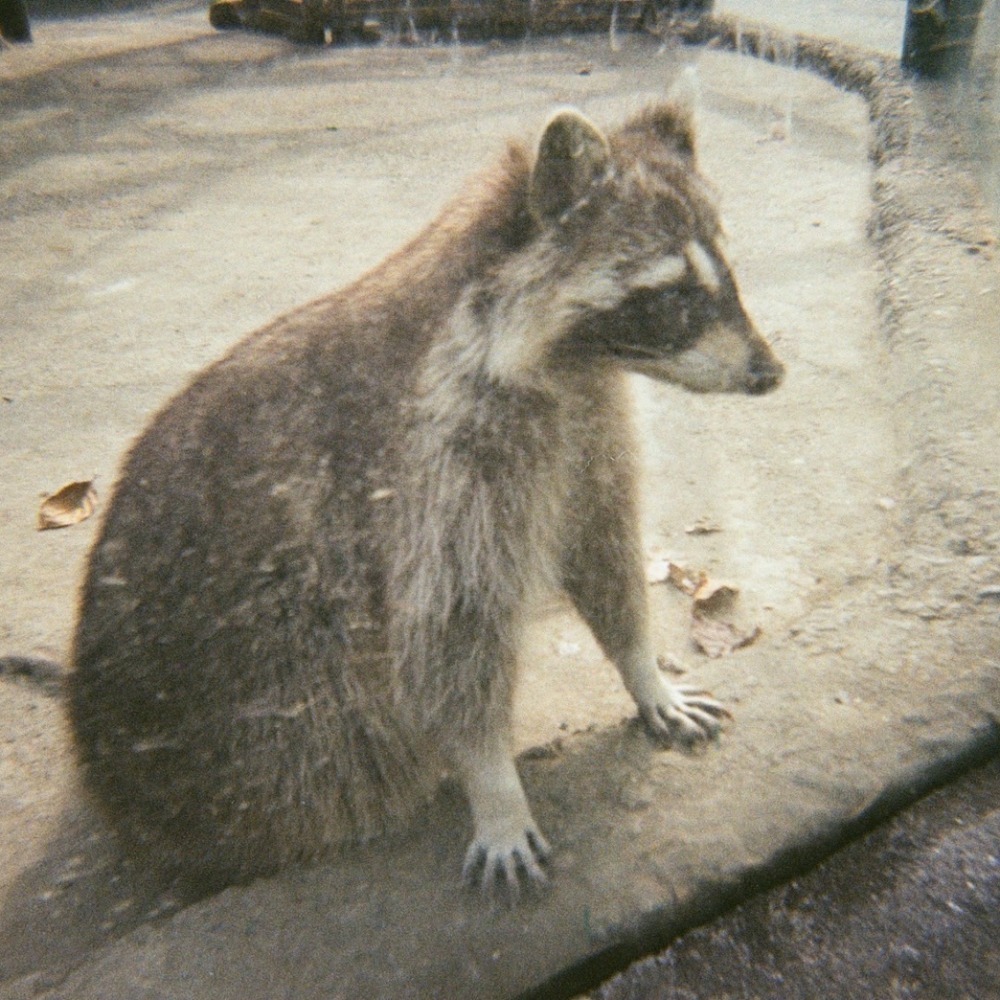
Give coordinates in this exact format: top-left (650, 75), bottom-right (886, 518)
top-left (529, 109), bottom-right (611, 223)
top-left (661, 65), bottom-right (700, 159)
top-left (622, 68), bottom-right (700, 161)
top-left (627, 102), bottom-right (697, 162)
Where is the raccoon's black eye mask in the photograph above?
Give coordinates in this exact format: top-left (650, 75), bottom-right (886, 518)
top-left (575, 280), bottom-right (717, 360)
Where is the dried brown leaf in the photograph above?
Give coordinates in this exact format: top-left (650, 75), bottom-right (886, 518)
top-left (685, 518), bottom-right (722, 536)
top-left (666, 561), bottom-right (707, 596)
top-left (691, 614), bottom-right (761, 658)
top-left (38, 480), bottom-right (97, 530)
top-left (692, 579), bottom-right (740, 614)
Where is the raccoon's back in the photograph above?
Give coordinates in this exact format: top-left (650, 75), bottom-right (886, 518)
top-left (69, 302), bottom-right (430, 879)
top-left (74, 302), bottom-right (406, 691)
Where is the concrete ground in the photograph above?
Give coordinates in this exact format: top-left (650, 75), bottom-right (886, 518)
top-left (1, 2), bottom-right (998, 997)
top-left (590, 753), bottom-right (1000, 1000)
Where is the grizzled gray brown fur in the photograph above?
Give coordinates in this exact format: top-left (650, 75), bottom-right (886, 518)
top-left (70, 102), bottom-right (783, 897)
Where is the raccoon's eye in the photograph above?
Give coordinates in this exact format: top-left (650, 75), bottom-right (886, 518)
top-left (626, 286), bottom-right (704, 339)
top-left (576, 282), bottom-right (709, 361)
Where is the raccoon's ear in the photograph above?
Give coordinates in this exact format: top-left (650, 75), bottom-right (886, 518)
top-left (661, 64), bottom-right (700, 158)
top-left (529, 109), bottom-right (611, 223)
top-left (627, 102), bottom-right (697, 162)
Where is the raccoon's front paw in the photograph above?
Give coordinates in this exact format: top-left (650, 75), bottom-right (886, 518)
top-left (462, 823), bottom-right (551, 901)
top-left (637, 676), bottom-right (731, 745)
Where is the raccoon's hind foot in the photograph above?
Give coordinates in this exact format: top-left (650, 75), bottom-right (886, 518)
top-left (462, 822), bottom-right (551, 902)
top-left (636, 675), bottom-right (731, 746)
top-left (457, 735), bottom-right (552, 901)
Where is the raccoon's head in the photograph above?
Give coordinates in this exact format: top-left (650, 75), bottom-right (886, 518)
top-left (510, 103), bottom-right (784, 396)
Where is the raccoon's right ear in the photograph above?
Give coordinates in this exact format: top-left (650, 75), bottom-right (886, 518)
top-left (626, 67), bottom-right (700, 162)
top-left (529, 110), bottom-right (611, 224)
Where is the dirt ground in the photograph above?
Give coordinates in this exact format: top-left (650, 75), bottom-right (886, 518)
top-left (1, 3), bottom-right (998, 998)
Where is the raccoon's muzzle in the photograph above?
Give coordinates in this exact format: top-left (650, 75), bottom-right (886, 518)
top-left (744, 351), bottom-right (784, 395)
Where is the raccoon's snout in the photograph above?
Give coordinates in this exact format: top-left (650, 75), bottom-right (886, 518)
top-left (744, 353), bottom-right (784, 395)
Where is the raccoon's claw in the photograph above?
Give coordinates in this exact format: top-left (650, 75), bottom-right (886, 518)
top-left (462, 827), bottom-right (551, 902)
top-left (638, 679), bottom-right (731, 746)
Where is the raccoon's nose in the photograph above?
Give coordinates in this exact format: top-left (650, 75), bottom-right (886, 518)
top-left (745, 354), bottom-right (784, 395)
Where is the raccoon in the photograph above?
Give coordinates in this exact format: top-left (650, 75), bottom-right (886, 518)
top-left (69, 101), bottom-right (783, 898)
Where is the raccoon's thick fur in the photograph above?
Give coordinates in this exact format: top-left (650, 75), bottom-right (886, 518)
top-left (69, 102), bottom-right (783, 895)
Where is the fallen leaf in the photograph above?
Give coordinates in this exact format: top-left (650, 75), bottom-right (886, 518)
top-left (650, 556), bottom-right (760, 657)
top-left (38, 480), bottom-right (97, 530)
top-left (685, 518), bottom-right (722, 536)
top-left (667, 561), bottom-right (707, 596)
top-left (691, 615), bottom-right (761, 658)
top-left (692, 579), bottom-right (740, 614)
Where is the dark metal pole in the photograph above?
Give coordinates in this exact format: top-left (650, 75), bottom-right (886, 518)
top-left (902, 0), bottom-right (988, 78)
top-left (0, 0), bottom-right (32, 43)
